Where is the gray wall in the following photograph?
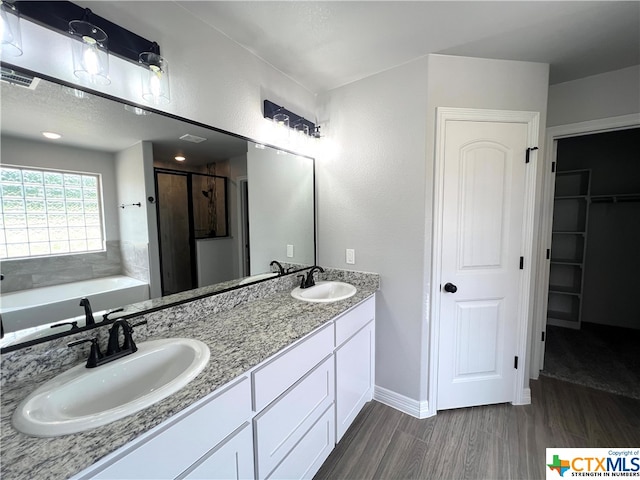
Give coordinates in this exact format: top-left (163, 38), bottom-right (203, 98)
top-left (317, 54), bottom-right (550, 403)
top-left (247, 147), bottom-right (315, 274)
top-left (317, 58), bottom-right (429, 401)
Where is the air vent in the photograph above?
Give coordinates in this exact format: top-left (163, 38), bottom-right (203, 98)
top-left (179, 133), bottom-right (207, 144)
top-left (0, 67), bottom-right (40, 89)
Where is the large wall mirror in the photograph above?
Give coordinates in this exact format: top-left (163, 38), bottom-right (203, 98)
top-left (0, 65), bottom-right (316, 351)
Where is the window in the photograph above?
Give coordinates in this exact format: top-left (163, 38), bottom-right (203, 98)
top-left (0, 166), bottom-right (104, 259)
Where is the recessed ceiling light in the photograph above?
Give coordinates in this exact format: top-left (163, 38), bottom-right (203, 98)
top-left (42, 132), bottom-right (62, 140)
top-left (175, 156), bottom-right (186, 162)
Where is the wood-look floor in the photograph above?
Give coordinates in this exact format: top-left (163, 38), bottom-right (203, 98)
top-left (314, 377), bottom-right (640, 480)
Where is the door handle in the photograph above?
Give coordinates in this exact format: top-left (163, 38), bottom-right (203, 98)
top-left (443, 282), bottom-right (458, 293)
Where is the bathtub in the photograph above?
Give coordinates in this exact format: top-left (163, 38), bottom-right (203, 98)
top-left (1, 276), bottom-right (150, 334)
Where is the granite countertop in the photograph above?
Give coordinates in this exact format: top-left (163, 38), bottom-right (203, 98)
top-left (0, 276), bottom-right (378, 480)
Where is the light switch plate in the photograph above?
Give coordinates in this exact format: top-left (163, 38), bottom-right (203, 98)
top-left (346, 249), bottom-right (355, 264)
top-left (287, 244), bottom-right (294, 258)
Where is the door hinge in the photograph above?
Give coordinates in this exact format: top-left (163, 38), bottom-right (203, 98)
top-left (551, 161), bottom-right (556, 173)
top-left (514, 356), bottom-right (519, 369)
top-left (546, 249), bottom-right (550, 260)
top-left (519, 256), bottom-right (524, 269)
top-left (541, 331), bottom-right (545, 342)
top-left (525, 147), bottom-right (539, 163)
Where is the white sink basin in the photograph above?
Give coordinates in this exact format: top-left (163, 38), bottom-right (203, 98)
top-left (291, 281), bottom-right (357, 303)
top-left (238, 272), bottom-right (279, 285)
top-left (12, 338), bottom-right (210, 437)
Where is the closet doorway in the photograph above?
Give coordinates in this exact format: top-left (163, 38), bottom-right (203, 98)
top-left (541, 127), bottom-right (640, 399)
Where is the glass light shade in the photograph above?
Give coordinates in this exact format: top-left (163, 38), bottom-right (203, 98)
top-left (69, 20), bottom-right (110, 85)
top-left (294, 123), bottom-right (310, 136)
top-left (273, 113), bottom-right (289, 128)
top-left (140, 52), bottom-right (170, 105)
top-left (0, 1), bottom-right (23, 57)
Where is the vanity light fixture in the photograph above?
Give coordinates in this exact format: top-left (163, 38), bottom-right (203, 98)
top-left (139, 42), bottom-right (170, 105)
top-left (0, 0), bottom-right (22, 57)
top-left (263, 100), bottom-right (321, 138)
top-left (13, 1), bottom-right (168, 101)
top-left (69, 9), bottom-right (110, 85)
top-left (42, 131), bottom-right (62, 139)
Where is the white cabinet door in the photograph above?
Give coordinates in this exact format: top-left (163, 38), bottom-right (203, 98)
top-left (335, 320), bottom-right (374, 441)
top-left (181, 423), bottom-right (254, 480)
top-left (266, 405), bottom-right (335, 480)
top-left (254, 356), bottom-right (334, 479)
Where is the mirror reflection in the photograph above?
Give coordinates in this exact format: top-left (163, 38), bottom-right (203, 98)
top-left (0, 67), bottom-right (315, 349)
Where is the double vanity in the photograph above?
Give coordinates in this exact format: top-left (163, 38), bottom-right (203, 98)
top-left (0, 269), bottom-right (378, 479)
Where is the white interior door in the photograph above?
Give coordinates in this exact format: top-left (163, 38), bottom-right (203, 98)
top-left (437, 120), bottom-right (529, 410)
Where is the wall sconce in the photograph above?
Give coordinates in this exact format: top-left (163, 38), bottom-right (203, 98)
top-left (69, 9), bottom-right (110, 85)
top-left (140, 42), bottom-right (170, 105)
top-left (263, 100), bottom-right (321, 138)
top-left (0, 0), bottom-right (23, 57)
top-left (12, 1), bottom-right (168, 102)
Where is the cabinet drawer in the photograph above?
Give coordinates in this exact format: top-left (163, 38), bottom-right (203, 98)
top-left (180, 423), bottom-right (254, 480)
top-left (254, 355), bottom-right (334, 479)
top-left (252, 323), bottom-right (333, 412)
top-left (89, 377), bottom-right (251, 480)
top-left (335, 295), bottom-right (375, 347)
top-left (265, 404), bottom-right (335, 480)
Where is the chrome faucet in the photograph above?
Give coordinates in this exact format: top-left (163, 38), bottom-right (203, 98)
top-left (270, 260), bottom-right (285, 275)
top-left (79, 297), bottom-right (95, 326)
top-left (299, 266), bottom-right (325, 289)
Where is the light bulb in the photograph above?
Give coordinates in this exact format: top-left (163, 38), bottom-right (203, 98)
top-left (69, 19), bottom-right (109, 85)
top-left (149, 66), bottom-right (162, 99)
top-left (82, 39), bottom-right (100, 76)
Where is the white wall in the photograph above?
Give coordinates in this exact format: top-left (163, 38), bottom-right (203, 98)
top-left (547, 65), bottom-right (640, 127)
top-left (228, 153), bottom-right (248, 278)
top-left (115, 141), bottom-right (161, 297)
top-left (317, 58), bottom-right (429, 400)
top-left (116, 142), bottom-right (150, 243)
top-left (1, 135), bottom-right (119, 240)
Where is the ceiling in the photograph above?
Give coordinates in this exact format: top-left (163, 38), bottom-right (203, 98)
top-left (0, 73), bottom-right (248, 165)
top-left (176, 1), bottom-right (640, 93)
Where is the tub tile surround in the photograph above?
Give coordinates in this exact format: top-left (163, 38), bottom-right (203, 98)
top-left (0, 267), bottom-right (379, 480)
top-left (0, 241), bottom-right (123, 294)
top-left (119, 241), bottom-right (151, 283)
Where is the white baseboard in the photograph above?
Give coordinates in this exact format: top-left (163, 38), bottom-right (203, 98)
top-left (514, 387), bottom-right (532, 405)
top-left (373, 385), bottom-right (433, 419)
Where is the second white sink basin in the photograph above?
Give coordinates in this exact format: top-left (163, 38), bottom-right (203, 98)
top-left (239, 272), bottom-right (279, 285)
top-left (12, 338), bottom-right (210, 437)
top-left (291, 281), bottom-right (357, 303)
